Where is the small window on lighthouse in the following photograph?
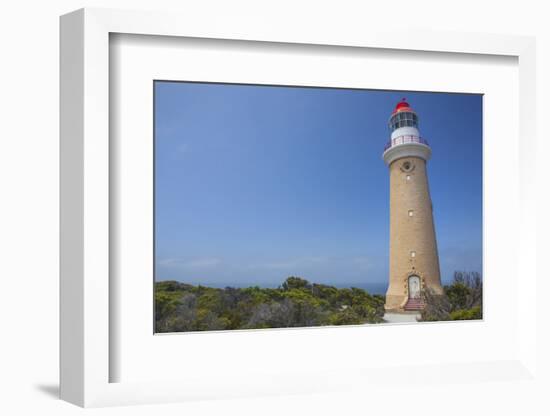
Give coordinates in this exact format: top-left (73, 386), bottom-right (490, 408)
top-left (408, 210), bottom-right (414, 217)
top-left (410, 251), bottom-right (416, 258)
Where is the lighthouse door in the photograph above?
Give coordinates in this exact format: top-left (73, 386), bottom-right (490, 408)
top-left (408, 275), bottom-right (421, 299)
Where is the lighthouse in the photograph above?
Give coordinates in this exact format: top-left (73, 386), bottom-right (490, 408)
top-left (383, 99), bottom-right (443, 312)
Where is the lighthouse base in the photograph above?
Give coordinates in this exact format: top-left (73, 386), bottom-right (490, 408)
top-left (383, 312), bottom-right (421, 324)
top-left (384, 293), bottom-right (415, 313)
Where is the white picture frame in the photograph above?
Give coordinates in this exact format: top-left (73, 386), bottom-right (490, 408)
top-left (60, 7), bottom-right (538, 408)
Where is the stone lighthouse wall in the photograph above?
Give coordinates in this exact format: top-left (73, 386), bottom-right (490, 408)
top-left (385, 155), bottom-right (443, 311)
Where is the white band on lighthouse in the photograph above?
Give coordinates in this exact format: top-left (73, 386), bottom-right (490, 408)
top-left (383, 140), bottom-right (431, 165)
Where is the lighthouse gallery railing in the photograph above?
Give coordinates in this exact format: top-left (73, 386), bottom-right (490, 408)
top-left (384, 135), bottom-right (429, 151)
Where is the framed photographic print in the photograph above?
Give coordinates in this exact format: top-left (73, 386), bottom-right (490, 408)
top-left (152, 82), bottom-right (483, 332)
top-left (60, 7), bottom-right (539, 409)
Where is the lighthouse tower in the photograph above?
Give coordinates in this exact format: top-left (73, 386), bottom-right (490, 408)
top-left (383, 99), bottom-right (443, 312)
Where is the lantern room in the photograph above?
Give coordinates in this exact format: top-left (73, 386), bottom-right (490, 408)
top-left (388, 99), bottom-right (419, 132)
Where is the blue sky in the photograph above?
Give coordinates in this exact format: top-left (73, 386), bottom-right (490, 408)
top-left (154, 81), bottom-right (482, 294)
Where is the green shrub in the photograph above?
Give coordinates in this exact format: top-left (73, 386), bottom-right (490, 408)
top-left (419, 271), bottom-right (482, 322)
top-left (449, 306), bottom-right (482, 321)
top-left (154, 277), bottom-right (386, 331)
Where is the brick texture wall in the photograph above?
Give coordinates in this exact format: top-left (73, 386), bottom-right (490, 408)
top-left (385, 156), bottom-right (443, 311)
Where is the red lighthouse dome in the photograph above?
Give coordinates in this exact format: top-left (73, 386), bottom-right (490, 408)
top-left (392, 98), bottom-right (413, 114)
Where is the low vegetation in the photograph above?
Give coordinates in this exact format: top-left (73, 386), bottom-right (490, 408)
top-left (155, 271), bottom-right (482, 332)
top-left (420, 271), bottom-right (483, 322)
top-left (155, 276), bottom-right (386, 332)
